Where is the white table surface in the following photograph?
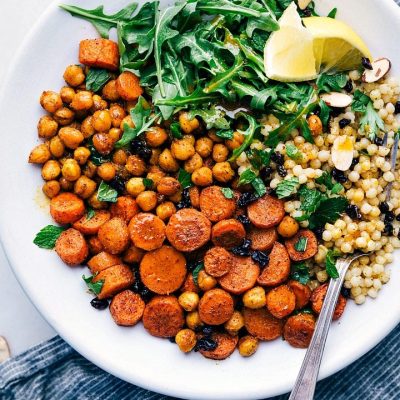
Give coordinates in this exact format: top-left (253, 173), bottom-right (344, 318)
top-left (0, 0), bottom-right (57, 357)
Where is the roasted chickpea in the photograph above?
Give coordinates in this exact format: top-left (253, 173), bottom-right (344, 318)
top-left (212, 162), bottom-right (235, 183)
top-left (41, 160), bottom-right (61, 180)
top-left (212, 144), bottom-right (229, 162)
top-left (136, 190), bottom-right (157, 211)
top-left (59, 176), bottom-right (74, 191)
top-left (63, 65), bottom-right (85, 87)
top-left (92, 110), bottom-right (112, 132)
top-left (146, 166), bottom-right (166, 186)
top-left (53, 107), bottom-right (75, 126)
top-left (123, 245), bottom-right (145, 264)
top-left (102, 80), bottom-right (120, 101)
top-left (61, 159), bottom-right (81, 181)
top-left (179, 291), bottom-right (200, 312)
top-left (28, 143), bottom-right (51, 164)
top-left (184, 153), bottom-right (203, 173)
top-left (182, 134), bottom-right (195, 145)
top-left (108, 128), bottom-right (122, 142)
top-left (189, 186), bottom-right (200, 208)
top-left (113, 149), bottom-right (128, 165)
top-left (207, 129), bottom-right (223, 143)
top-left (224, 311), bottom-right (244, 335)
top-left (88, 192), bottom-right (107, 209)
top-left (126, 177), bottom-right (145, 197)
top-left (60, 86), bottom-right (75, 104)
top-left (158, 149), bottom-right (179, 172)
top-left (145, 127), bottom-right (168, 147)
top-left (97, 162), bottom-right (116, 181)
top-left (197, 270), bottom-right (217, 291)
top-left (73, 147), bottom-right (91, 165)
top-left (238, 336), bottom-right (259, 357)
top-left (71, 91), bottom-right (93, 111)
top-left (157, 177), bottom-right (181, 196)
top-left (40, 91), bottom-right (62, 113)
top-left (91, 95), bottom-right (108, 112)
top-left (226, 131), bottom-right (244, 150)
top-left (120, 115), bottom-right (134, 130)
top-left (191, 167), bottom-right (213, 187)
top-left (74, 175), bottom-right (97, 199)
top-left (48, 137), bottom-right (64, 158)
top-left (156, 201), bottom-right (176, 221)
top-left (81, 116), bottom-right (95, 138)
top-left (175, 329), bottom-right (197, 353)
top-left (83, 161), bottom-right (97, 178)
top-left (58, 127), bottom-right (84, 149)
top-left (88, 236), bottom-right (104, 254)
top-left (149, 148), bottom-right (161, 165)
top-left (307, 114), bottom-right (323, 136)
top-left (195, 137), bottom-right (213, 158)
top-left (125, 155), bottom-right (147, 176)
top-left (37, 115), bottom-right (58, 139)
top-left (277, 215), bottom-right (299, 238)
top-left (186, 311), bottom-right (203, 330)
top-left (171, 139), bottom-right (196, 161)
top-left (93, 133), bottom-right (114, 155)
top-left (243, 286), bottom-right (266, 309)
top-left (109, 104), bottom-right (126, 128)
top-left (42, 180), bottom-right (61, 198)
top-left (125, 100), bottom-right (138, 112)
top-left (179, 112), bottom-right (200, 134)
top-left (168, 190), bottom-right (182, 203)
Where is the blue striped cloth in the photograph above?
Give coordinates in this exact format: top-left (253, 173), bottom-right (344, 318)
top-left (1, 324), bottom-right (400, 399)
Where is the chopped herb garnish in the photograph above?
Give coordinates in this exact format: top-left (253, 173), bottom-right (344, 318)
top-left (285, 143), bottom-right (303, 161)
top-left (178, 168), bottom-right (192, 189)
top-left (192, 262), bottom-right (204, 285)
top-left (294, 236), bottom-right (308, 252)
top-left (86, 208), bottom-right (96, 220)
top-left (82, 274), bottom-right (104, 295)
top-left (276, 177), bottom-right (299, 199)
top-left (33, 225), bottom-right (66, 249)
top-left (221, 187), bottom-right (234, 199)
top-left (291, 262), bottom-right (310, 285)
top-left (97, 181), bottom-right (118, 203)
top-left (85, 68), bottom-right (111, 92)
top-left (170, 122), bottom-right (183, 139)
top-left (143, 178), bottom-right (154, 189)
top-left (325, 249), bottom-right (341, 279)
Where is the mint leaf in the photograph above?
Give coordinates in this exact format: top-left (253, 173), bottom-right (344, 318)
top-left (238, 168), bottom-right (257, 186)
top-left (221, 187), bottom-right (234, 199)
top-left (294, 236), bottom-right (308, 252)
top-left (308, 197), bottom-right (348, 228)
top-left (352, 90), bottom-right (370, 113)
top-left (192, 262), bottom-right (204, 285)
top-left (276, 177), bottom-right (299, 199)
top-left (85, 68), bottom-right (111, 92)
top-left (33, 225), bottom-right (65, 249)
top-left (299, 186), bottom-right (324, 213)
top-left (252, 177), bottom-right (267, 197)
top-left (285, 143), bottom-right (303, 161)
top-left (178, 168), bottom-right (192, 189)
top-left (143, 178), bottom-right (154, 189)
top-left (86, 207), bottom-right (95, 220)
top-left (97, 181), bottom-right (118, 203)
top-left (331, 183), bottom-right (344, 195)
top-left (291, 262), bottom-right (310, 285)
top-left (82, 274), bottom-right (104, 295)
top-left (326, 250), bottom-right (340, 279)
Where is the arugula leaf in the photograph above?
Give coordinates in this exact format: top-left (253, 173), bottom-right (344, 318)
top-left (291, 262), bottom-right (310, 285)
top-left (360, 102), bottom-right (385, 140)
top-left (276, 177), bottom-right (299, 199)
top-left (85, 68), bottom-right (111, 92)
top-left (215, 129), bottom-right (234, 140)
top-left (325, 249), bottom-right (340, 279)
top-left (192, 262), bottom-right (204, 285)
top-left (285, 143), bottom-right (303, 161)
top-left (97, 181), bottom-right (118, 203)
top-left (170, 122), bottom-right (183, 139)
top-left (252, 177), bottom-right (267, 197)
top-left (308, 197), bottom-right (348, 229)
top-left (231, 80), bottom-right (277, 110)
top-left (251, 30), bottom-right (270, 52)
top-left (82, 274), bottom-right (104, 295)
top-left (327, 7), bottom-right (337, 18)
top-left (152, 80), bottom-right (179, 120)
top-left (319, 100), bottom-right (331, 127)
top-left (238, 168), bottom-right (257, 186)
top-left (189, 107), bottom-right (230, 130)
top-left (143, 178), bottom-right (154, 188)
top-left (33, 225), bottom-right (65, 249)
top-left (294, 236), bottom-right (308, 252)
top-left (316, 73), bottom-right (348, 93)
top-left (86, 208), bottom-right (95, 220)
top-left (60, 3), bottom-right (138, 38)
top-left (229, 113), bottom-right (258, 161)
top-left (352, 90), bottom-right (370, 113)
top-left (178, 168), bottom-right (192, 189)
top-left (155, 88), bottom-right (219, 107)
top-left (221, 187), bottom-right (234, 199)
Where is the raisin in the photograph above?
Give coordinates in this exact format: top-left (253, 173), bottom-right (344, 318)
top-left (332, 168), bottom-right (347, 183)
top-left (374, 137), bottom-right (384, 146)
top-left (277, 165), bottom-right (287, 177)
top-left (379, 202), bottom-right (390, 214)
top-left (344, 80), bottom-right (353, 93)
top-left (341, 287), bottom-right (351, 299)
top-left (339, 118), bottom-right (351, 129)
top-left (362, 57), bottom-right (373, 70)
top-left (231, 239), bottom-right (252, 257)
top-left (194, 338), bottom-right (218, 352)
top-left (237, 192), bottom-right (259, 207)
top-left (395, 101), bottom-right (400, 115)
top-left (345, 204), bottom-right (362, 220)
top-left (90, 297), bottom-right (109, 310)
top-left (237, 214), bottom-right (251, 228)
top-left (271, 152), bottom-right (284, 165)
top-left (108, 175), bottom-right (126, 194)
top-left (384, 212), bottom-right (395, 223)
top-left (251, 251), bottom-right (269, 268)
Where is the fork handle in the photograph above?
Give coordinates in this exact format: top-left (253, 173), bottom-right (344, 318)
top-left (288, 259), bottom-right (348, 400)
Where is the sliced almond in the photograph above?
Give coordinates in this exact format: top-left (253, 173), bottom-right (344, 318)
top-left (298, 0), bottom-right (312, 10)
top-left (362, 58), bottom-right (391, 83)
top-left (320, 92), bottom-right (352, 108)
top-left (332, 136), bottom-right (354, 171)
top-left (0, 336), bottom-right (10, 363)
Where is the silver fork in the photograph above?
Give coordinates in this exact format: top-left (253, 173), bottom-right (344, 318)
top-left (289, 252), bottom-right (368, 400)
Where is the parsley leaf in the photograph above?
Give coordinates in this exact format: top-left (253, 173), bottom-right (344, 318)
top-left (325, 249), bottom-right (340, 279)
top-left (352, 90), bottom-right (370, 112)
top-left (299, 186), bottom-right (324, 213)
top-left (308, 197), bottom-right (348, 229)
top-left (33, 225), bottom-right (66, 249)
top-left (294, 236), bottom-right (308, 252)
top-left (276, 177), bottom-right (299, 199)
top-left (316, 73), bottom-right (348, 93)
top-left (285, 143), bottom-right (303, 161)
top-left (192, 262), bottom-right (204, 285)
top-left (221, 187), bottom-right (234, 199)
top-left (170, 122), bottom-right (183, 139)
top-left (178, 168), bottom-right (192, 189)
top-left (85, 68), bottom-right (111, 92)
top-left (315, 171), bottom-right (343, 194)
top-left (82, 274), bottom-right (104, 295)
top-left (360, 102), bottom-right (385, 140)
top-left (97, 181), bottom-right (118, 203)
top-left (143, 178), bottom-right (154, 189)
top-left (291, 262), bottom-right (310, 285)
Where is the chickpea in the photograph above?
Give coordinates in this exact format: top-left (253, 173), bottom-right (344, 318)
top-left (191, 167), bottom-right (213, 187)
top-left (238, 336), bottom-right (259, 357)
top-left (171, 139), bottom-right (196, 161)
top-left (102, 80), bottom-right (120, 101)
top-left (307, 114), bottom-right (323, 136)
top-left (37, 115), bottom-right (58, 139)
top-left (40, 91), bottom-right (62, 113)
top-left (91, 95), bottom-right (108, 112)
top-left (158, 149), bottom-right (179, 172)
top-left (88, 192), bottom-right (107, 209)
top-left (144, 126), bottom-right (167, 148)
top-left (58, 127), bottom-right (84, 149)
top-left (226, 131), bottom-right (244, 150)
top-left (168, 190), bottom-right (182, 203)
top-left (179, 112), bottom-right (200, 134)
top-left (224, 311), bottom-right (244, 335)
top-left (189, 186), bottom-right (200, 208)
top-left (277, 216), bottom-right (299, 238)
top-left (212, 162), bottom-right (235, 183)
top-left (186, 311), bottom-right (203, 330)
top-left (71, 91), bottom-right (93, 111)
top-left (109, 104), bottom-right (126, 128)
top-left (97, 162), bottom-right (116, 181)
top-left (74, 175), bottom-right (97, 199)
top-left (120, 115), bottom-right (134, 130)
top-left (83, 161), bottom-right (97, 178)
top-left (212, 144), bottom-right (229, 162)
top-left (81, 116), bottom-right (95, 138)
top-left (92, 110), bottom-right (112, 132)
top-left (136, 191), bottom-right (157, 211)
top-left (28, 143), bottom-right (51, 164)
top-left (53, 107), bottom-right (75, 126)
top-left (107, 128), bottom-right (121, 142)
top-left (184, 153), bottom-right (203, 173)
top-left (175, 329), bottom-right (197, 353)
top-left (93, 133), bottom-right (114, 155)
top-left (41, 160), bottom-right (61, 181)
top-left (48, 137), bottom-right (64, 159)
top-left (157, 177), bottom-right (181, 196)
top-left (195, 137), bottom-right (213, 158)
top-left (207, 129), bottom-right (223, 143)
top-left (63, 65), bottom-right (85, 87)
top-left (88, 236), bottom-right (104, 254)
top-left (73, 147), bottom-right (90, 165)
top-left (59, 176), bottom-right (74, 191)
top-left (147, 166), bottom-right (166, 186)
top-left (197, 270), bottom-right (217, 291)
top-left (125, 155), bottom-right (147, 176)
top-left (178, 291), bottom-right (200, 312)
top-left (156, 201), bottom-right (176, 220)
top-left (61, 159), bottom-right (81, 181)
top-left (60, 86), bottom-right (75, 104)
top-left (149, 148), bottom-right (161, 166)
top-left (42, 180), bottom-right (61, 199)
top-left (113, 149), bottom-right (128, 165)
top-left (126, 177), bottom-right (145, 197)
top-left (243, 287), bottom-right (266, 309)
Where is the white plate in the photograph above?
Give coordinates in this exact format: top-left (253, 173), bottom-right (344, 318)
top-left (1, 0), bottom-right (399, 398)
